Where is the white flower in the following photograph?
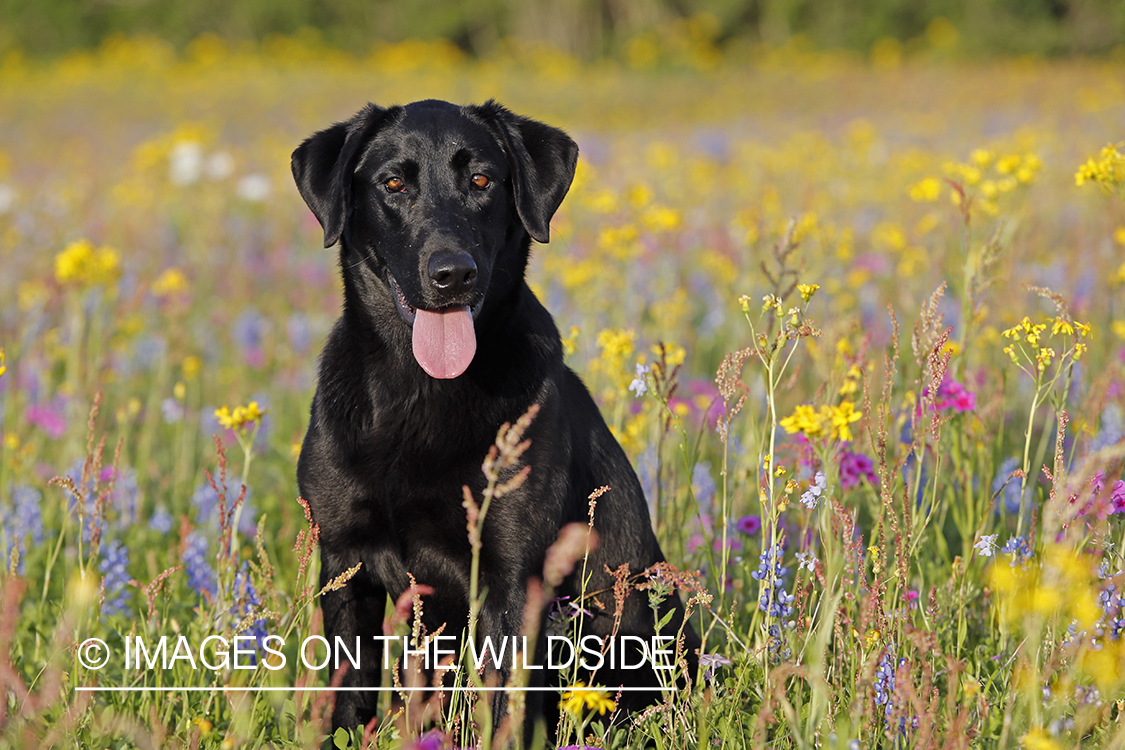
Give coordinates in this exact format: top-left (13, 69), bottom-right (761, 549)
top-left (800, 470), bottom-right (827, 509)
top-left (205, 151), bottom-right (235, 180)
top-left (169, 140), bottom-right (203, 185)
top-left (237, 173), bottom-right (271, 202)
top-left (974, 533), bottom-right (999, 557)
top-left (628, 362), bottom-right (649, 398)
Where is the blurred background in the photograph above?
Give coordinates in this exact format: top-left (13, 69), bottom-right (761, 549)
top-left (2, 0), bottom-right (1124, 60)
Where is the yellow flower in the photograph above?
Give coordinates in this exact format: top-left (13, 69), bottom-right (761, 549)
top-left (595, 328), bottom-right (635, 361)
top-left (152, 267), bottom-right (190, 297)
top-left (182, 355), bottom-right (203, 379)
top-left (0, 348), bottom-right (6, 379)
top-left (828, 401), bottom-right (862, 442)
top-left (908, 177), bottom-right (942, 202)
top-left (561, 326), bottom-right (579, 357)
top-left (1021, 728), bottom-right (1062, 750)
top-left (797, 283), bottom-right (820, 302)
top-left (559, 682), bottom-right (616, 716)
top-left (215, 401), bottom-right (265, 432)
top-left (1075, 143), bottom-right (1125, 191)
top-left (1036, 347), bottom-right (1054, 373)
top-left (995, 154), bottom-right (1022, 175)
top-left (54, 240), bottom-right (121, 287)
top-left (654, 342), bottom-right (686, 368)
top-left (779, 404), bottom-right (827, 438)
top-left (838, 364), bottom-right (862, 396)
top-left (971, 148), bottom-right (993, 169)
top-left (1050, 317), bottom-right (1073, 337)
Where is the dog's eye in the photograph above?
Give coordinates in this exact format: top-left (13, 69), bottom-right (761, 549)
top-left (385, 177), bottom-right (405, 193)
top-left (470, 174), bottom-right (490, 190)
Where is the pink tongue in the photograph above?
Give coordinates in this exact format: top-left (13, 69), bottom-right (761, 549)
top-left (411, 306), bottom-right (476, 379)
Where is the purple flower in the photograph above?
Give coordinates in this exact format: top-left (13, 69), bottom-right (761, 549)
top-left (839, 445), bottom-right (877, 490)
top-left (736, 514), bottom-right (761, 536)
top-left (407, 730), bottom-right (450, 750)
top-left (699, 652), bottom-right (732, 682)
top-left (161, 398), bottom-right (185, 424)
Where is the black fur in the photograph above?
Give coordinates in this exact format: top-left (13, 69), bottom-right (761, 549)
top-left (292, 99), bottom-right (699, 736)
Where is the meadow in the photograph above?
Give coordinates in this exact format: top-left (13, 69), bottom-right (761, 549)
top-left (1, 31), bottom-right (1125, 750)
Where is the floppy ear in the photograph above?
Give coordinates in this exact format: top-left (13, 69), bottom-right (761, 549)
top-left (471, 101), bottom-right (579, 244)
top-left (291, 103), bottom-right (394, 248)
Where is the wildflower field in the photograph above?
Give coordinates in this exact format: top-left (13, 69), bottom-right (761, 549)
top-left (2, 33), bottom-right (1125, 750)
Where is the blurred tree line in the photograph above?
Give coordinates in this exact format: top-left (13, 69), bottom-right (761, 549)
top-left (1, 0), bottom-right (1122, 59)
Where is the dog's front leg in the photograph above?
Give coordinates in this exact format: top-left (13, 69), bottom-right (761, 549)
top-left (320, 548), bottom-right (388, 733)
top-left (475, 576), bottom-right (540, 737)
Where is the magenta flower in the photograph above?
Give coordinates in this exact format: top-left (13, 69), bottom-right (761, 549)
top-left (1112, 480), bottom-right (1125, 514)
top-left (934, 377), bottom-right (976, 413)
top-left (737, 514), bottom-right (762, 536)
top-left (838, 445), bottom-right (877, 489)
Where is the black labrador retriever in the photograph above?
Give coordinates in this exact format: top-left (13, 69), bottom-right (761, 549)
top-left (291, 99), bottom-right (699, 735)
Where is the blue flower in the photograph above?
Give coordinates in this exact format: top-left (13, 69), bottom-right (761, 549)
top-left (149, 506), bottom-right (173, 534)
top-left (752, 545), bottom-right (794, 619)
top-left (286, 312), bottom-right (312, 354)
top-left (691, 462), bottom-right (715, 514)
top-left (181, 531), bottom-right (217, 601)
top-left (191, 480), bottom-right (254, 534)
top-left (99, 540), bottom-right (132, 617)
top-left (1091, 404), bottom-right (1123, 452)
top-left (992, 457), bottom-right (1023, 515)
top-left (873, 649), bottom-right (898, 706)
top-left (231, 562), bottom-right (268, 663)
top-left (1000, 535), bottom-right (1032, 567)
top-left (1, 485), bottom-right (44, 573)
top-left (233, 307), bottom-right (266, 350)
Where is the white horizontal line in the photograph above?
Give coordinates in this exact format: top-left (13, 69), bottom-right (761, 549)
top-left (74, 686), bottom-right (673, 692)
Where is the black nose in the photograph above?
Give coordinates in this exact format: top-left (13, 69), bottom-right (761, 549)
top-left (427, 253), bottom-right (477, 295)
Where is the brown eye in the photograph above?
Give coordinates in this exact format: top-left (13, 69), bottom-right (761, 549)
top-left (471, 174), bottom-right (490, 190)
top-left (385, 177), bottom-right (404, 193)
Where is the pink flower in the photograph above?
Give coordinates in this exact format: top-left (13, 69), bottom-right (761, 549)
top-left (934, 378), bottom-right (976, 413)
top-left (26, 400), bottom-right (67, 439)
top-left (1112, 480), bottom-right (1125, 514)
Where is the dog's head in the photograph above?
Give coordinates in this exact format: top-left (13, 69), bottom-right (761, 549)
top-left (291, 99), bottom-right (578, 379)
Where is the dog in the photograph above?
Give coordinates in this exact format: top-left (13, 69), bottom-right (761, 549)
top-left (291, 99), bottom-right (699, 736)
